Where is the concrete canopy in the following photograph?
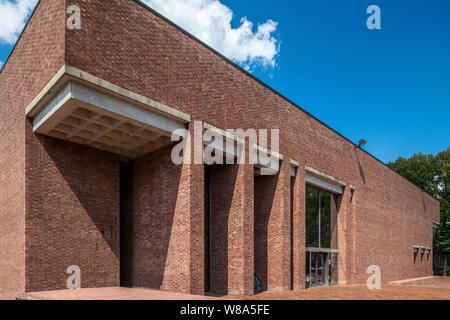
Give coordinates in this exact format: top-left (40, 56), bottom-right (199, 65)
top-left (26, 68), bottom-right (189, 160)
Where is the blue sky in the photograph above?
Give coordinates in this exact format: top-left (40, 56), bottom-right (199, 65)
top-left (1, 0), bottom-right (449, 163)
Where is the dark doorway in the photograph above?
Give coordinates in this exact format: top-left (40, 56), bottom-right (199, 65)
top-left (119, 161), bottom-right (132, 287)
top-left (204, 165), bottom-right (211, 294)
top-left (254, 172), bottom-right (278, 292)
top-left (205, 164), bottom-right (238, 295)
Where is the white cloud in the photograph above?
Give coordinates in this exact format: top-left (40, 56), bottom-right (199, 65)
top-left (141, 0), bottom-right (280, 69)
top-left (0, 0), bottom-right (37, 44)
top-left (0, 1), bottom-right (280, 69)
top-left (0, 61), bottom-right (3, 69)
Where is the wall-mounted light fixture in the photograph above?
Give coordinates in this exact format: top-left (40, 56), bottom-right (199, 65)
top-left (358, 139), bottom-right (367, 148)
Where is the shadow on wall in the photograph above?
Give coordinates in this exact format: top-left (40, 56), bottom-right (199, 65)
top-left (354, 147), bottom-right (366, 185)
top-left (413, 250), bottom-right (430, 265)
top-left (254, 173), bottom-right (278, 292)
top-left (26, 132), bottom-right (120, 291)
top-left (43, 136), bottom-right (120, 255)
top-left (422, 191), bottom-right (428, 216)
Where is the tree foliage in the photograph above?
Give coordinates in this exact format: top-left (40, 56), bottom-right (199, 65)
top-left (388, 148), bottom-right (450, 255)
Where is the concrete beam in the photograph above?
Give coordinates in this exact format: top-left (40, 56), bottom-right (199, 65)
top-left (305, 166), bottom-right (346, 195)
top-left (305, 166), bottom-right (346, 186)
top-left (32, 81), bottom-right (187, 135)
top-left (26, 64), bottom-right (191, 123)
top-left (203, 122), bottom-right (282, 173)
top-left (31, 81), bottom-right (187, 159)
top-left (70, 82), bottom-right (185, 134)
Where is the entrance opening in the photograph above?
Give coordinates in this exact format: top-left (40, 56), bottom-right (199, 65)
top-left (305, 184), bottom-right (339, 288)
top-left (119, 161), bottom-right (131, 287)
top-left (254, 171), bottom-right (278, 293)
top-left (205, 164), bottom-right (239, 295)
top-left (118, 146), bottom-right (182, 290)
top-left (204, 165), bottom-right (211, 294)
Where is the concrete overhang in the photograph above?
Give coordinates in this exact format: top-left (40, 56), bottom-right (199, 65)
top-left (203, 122), bottom-right (282, 175)
top-left (290, 159), bottom-right (299, 177)
top-left (26, 65), bottom-right (190, 159)
top-left (305, 166), bottom-right (346, 195)
top-left (203, 123), bottom-right (244, 163)
top-left (290, 159), bottom-right (300, 167)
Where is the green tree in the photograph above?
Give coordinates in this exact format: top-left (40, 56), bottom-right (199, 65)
top-left (388, 147), bottom-right (450, 275)
top-left (435, 149), bottom-right (450, 254)
top-left (387, 153), bottom-right (440, 194)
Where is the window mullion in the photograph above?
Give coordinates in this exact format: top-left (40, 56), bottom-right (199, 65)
top-left (318, 190), bottom-right (321, 249)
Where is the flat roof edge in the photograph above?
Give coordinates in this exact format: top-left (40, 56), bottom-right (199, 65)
top-left (130, 0), bottom-right (439, 198)
top-left (0, 0), bottom-right (41, 76)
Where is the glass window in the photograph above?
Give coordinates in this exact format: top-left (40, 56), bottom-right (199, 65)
top-left (305, 185), bottom-right (338, 249)
top-left (306, 185), bottom-right (319, 247)
top-left (320, 191), bottom-right (331, 248)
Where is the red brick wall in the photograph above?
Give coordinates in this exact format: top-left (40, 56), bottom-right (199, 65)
top-left (25, 132), bottom-right (120, 292)
top-left (64, 0), bottom-right (439, 284)
top-left (254, 162), bottom-right (291, 292)
top-left (0, 0), bottom-right (439, 299)
top-left (0, 0), bottom-right (65, 299)
top-left (338, 187), bottom-right (353, 283)
top-left (291, 167), bottom-right (306, 290)
top-left (350, 149), bottom-right (439, 283)
top-left (63, 0), bottom-right (439, 284)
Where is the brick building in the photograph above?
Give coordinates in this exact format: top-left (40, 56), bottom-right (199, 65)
top-left (0, 0), bottom-right (440, 299)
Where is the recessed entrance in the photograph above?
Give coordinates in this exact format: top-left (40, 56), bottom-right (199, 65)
top-left (305, 184), bottom-right (339, 288)
top-left (204, 163), bottom-right (241, 295)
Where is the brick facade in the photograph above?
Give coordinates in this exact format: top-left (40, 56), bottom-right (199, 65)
top-left (0, 0), bottom-right (440, 299)
top-left (25, 131), bottom-right (120, 292)
top-left (0, 0), bottom-right (65, 299)
top-left (254, 161), bottom-right (291, 292)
